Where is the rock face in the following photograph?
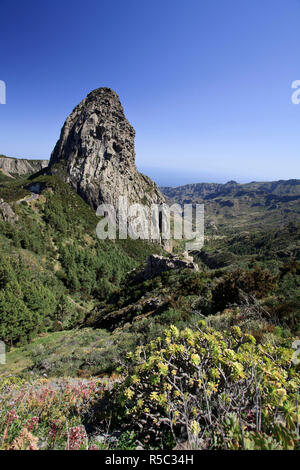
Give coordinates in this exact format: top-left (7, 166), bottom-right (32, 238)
top-left (48, 88), bottom-right (165, 210)
top-left (136, 253), bottom-right (199, 281)
top-left (0, 156), bottom-right (48, 177)
top-left (0, 199), bottom-right (18, 223)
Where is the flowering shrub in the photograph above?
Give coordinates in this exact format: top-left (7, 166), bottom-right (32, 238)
top-left (111, 323), bottom-right (300, 449)
top-left (1, 324), bottom-right (299, 450)
top-left (0, 377), bottom-right (104, 450)
top-left (66, 425), bottom-right (87, 450)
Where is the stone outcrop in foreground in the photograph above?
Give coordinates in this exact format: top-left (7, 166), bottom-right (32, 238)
top-left (48, 88), bottom-right (165, 210)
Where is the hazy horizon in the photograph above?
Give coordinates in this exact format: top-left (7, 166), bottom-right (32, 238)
top-left (1, 152), bottom-right (298, 187)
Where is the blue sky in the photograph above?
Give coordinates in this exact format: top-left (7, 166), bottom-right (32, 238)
top-left (0, 0), bottom-right (299, 186)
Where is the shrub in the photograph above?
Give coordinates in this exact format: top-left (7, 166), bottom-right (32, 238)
top-left (0, 377), bottom-right (103, 450)
top-left (212, 267), bottom-right (277, 311)
top-left (109, 323), bottom-right (300, 449)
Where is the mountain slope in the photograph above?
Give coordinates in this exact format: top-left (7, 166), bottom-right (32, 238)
top-left (0, 155), bottom-right (48, 177)
top-left (0, 173), bottom-right (164, 345)
top-left (162, 179), bottom-right (300, 232)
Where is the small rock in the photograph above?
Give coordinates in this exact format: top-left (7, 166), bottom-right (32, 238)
top-left (136, 253), bottom-right (199, 281)
top-left (0, 198), bottom-right (18, 223)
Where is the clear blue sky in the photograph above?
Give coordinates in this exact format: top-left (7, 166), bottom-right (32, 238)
top-left (0, 0), bottom-right (299, 186)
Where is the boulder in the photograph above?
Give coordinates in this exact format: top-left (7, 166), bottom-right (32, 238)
top-left (137, 253), bottom-right (199, 281)
top-left (0, 198), bottom-right (18, 223)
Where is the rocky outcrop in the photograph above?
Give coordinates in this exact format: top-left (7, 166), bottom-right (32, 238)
top-left (0, 199), bottom-right (18, 223)
top-left (48, 88), bottom-right (165, 210)
top-left (136, 253), bottom-right (199, 281)
top-left (0, 156), bottom-right (48, 177)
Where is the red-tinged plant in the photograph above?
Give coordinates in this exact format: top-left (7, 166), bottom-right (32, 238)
top-left (66, 425), bottom-right (87, 450)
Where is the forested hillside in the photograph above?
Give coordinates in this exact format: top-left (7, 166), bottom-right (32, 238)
top-left (0, 171), bottom-right (299, 450)
top-left (0, 173), bottom-right (163, 345)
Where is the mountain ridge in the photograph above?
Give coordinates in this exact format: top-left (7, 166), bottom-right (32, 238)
top-left (161, 178), bottom-right (300, 200)
top-left (161, 179), bottom-right (300, 233)
top-left (0, 155), bottom-right (48, 177)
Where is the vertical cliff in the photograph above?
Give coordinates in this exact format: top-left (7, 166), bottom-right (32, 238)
top-left (48, 87), bottom-right (165, 210)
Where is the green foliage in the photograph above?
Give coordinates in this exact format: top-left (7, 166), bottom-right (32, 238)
top-left (0, 175), bottom-right (165, 345)
top-left (0, 179), bottom-right (29, 202)
top-left (0, 291), bottom-right (35, 345)
top-left (1, 171), bottom-right (300, 451)
top-left (110, 323), bottom-right (300, 449)
top-left (89, 267), bottom-right (209, 330)
top-left (212, 267), bottom-right (277, 310)
top-left (0, 377), bottom-right (104, 450)
top-left (58, 240), bottom-right (136, 297)
top-left (0, 246), bottom-right (89, 345)
top-left (0, 172), bottom-right (11, 183)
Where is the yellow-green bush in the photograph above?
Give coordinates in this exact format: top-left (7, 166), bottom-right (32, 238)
top-left (111, 323), bottom-right (300, 449)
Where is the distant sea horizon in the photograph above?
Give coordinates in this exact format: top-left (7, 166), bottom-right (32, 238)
top-left (1, 154), bottom-right (298, 188)
top-left (139, 166), bottom-right (295, 188)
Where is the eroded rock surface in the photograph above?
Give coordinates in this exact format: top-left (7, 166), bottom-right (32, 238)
top-left (137, 253), bottom-right (199, 281)
top-left (0, 199), bottom-right (18, 223)
top-left (48, 88), bottom-right (165, 210)
top-left (0, 156), bottom-right (48, 177)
